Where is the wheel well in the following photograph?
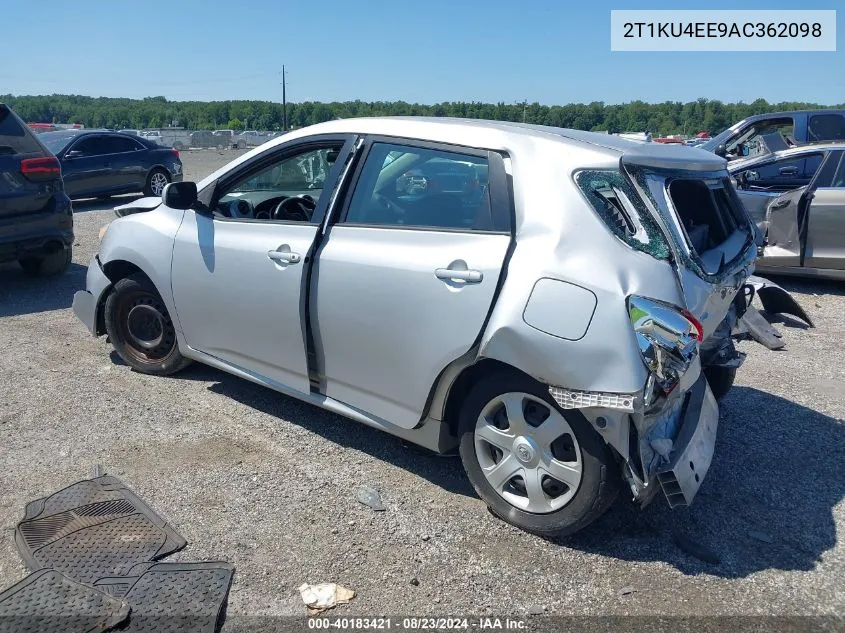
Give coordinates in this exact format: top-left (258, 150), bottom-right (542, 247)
top-left (96, 261), bottom-right (152, 335)
top-left (441, 358), bottom-right (539, 435)
top-left (102, 260), bottom-right (145, 284)
top-left (148, 165), bottom-right (170, 178)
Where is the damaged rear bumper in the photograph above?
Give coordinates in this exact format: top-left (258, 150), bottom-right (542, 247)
top-left (654, 374), bottom-right (719, 507)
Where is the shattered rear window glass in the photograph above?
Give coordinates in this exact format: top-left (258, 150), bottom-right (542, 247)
top-left (575, 170), bottom-right (671, 260)
top-left (625, 164), bottom-right (755, 281)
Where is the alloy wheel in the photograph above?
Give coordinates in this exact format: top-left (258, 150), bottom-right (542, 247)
top-left (150, 172), bottom-right (169, 196)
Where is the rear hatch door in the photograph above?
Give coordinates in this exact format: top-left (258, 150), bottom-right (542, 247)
top-left (621, 154), bottom-right (757, 339)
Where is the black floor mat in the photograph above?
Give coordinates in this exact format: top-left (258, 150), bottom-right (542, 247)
top-left (94, 561), bottom-right (234, 633)
top-left (0, 568), bottom-right (129, 633)
top-left (15, 476), bottom-right (187, 584)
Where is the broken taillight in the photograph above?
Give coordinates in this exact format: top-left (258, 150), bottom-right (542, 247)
top-left (628, 296), bottom-right (700, 396)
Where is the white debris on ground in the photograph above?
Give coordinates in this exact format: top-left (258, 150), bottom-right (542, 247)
top-left (298, 582), bottom-right (356, 614)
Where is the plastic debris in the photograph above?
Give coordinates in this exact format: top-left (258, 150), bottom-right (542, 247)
top-left (356, 485), bottom-right (386, 511)
top-left (298, 583), bottom-right (356, 615)
top-left (650, 438), bottom-right (674, 459)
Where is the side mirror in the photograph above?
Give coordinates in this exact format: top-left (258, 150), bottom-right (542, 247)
top-left (162, 181), bottom-right (198, 210)
top-left (65, 150), bottom-right (83, 159)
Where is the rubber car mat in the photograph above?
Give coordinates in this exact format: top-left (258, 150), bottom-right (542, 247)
top-left (93, 561), bottom-right (234, 633)
top-left (15, 476), bottom-right (186, 584)
top-left (0, 568), bottom-right (129, 633)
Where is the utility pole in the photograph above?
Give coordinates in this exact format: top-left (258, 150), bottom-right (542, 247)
top-left (522, 99), bottom-right (528, 123)
top-left (281, 65), bottom-right (287, 133)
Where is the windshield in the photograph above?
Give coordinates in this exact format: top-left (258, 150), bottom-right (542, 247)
top-left (701, 118), bottom-right (795, 156)
top-left (38, 131), bottom-right (78, 154)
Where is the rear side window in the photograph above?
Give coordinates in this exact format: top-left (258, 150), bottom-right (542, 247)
top-left (575, 170), bottom-right (670, 260)
top-left (343, 142), bottom-right (500, 232)
top-left (0, 106), bottom-right (43, 155)
top-left (808, 113), bottom-right (845, 142)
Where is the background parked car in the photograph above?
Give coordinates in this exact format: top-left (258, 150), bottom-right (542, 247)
top-left (0, 103), bottom-right (73, 275)
top-left (213, 129), bottom-right (246, 149)
top-left (239, 130), bottom-right (270, 147)
top-left (139, 128), bottom-right (191, 150)
top-left (731, 143), bottom-right (845, 280)
top-left (189, 130), bottom-right (217, 148)
top-left (702, 110), bottom-right (845, 160)
top-left (38, 129), bottom-right (182, 199)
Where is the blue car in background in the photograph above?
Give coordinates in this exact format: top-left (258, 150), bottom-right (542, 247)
top-left (38, 129), bottom-right (183, 199)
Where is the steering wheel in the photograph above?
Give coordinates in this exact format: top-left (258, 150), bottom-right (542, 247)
top-left (272, 195), bottom-right (317, 222)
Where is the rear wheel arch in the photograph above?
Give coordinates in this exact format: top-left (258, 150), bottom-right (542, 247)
top-left (440, 358), bottom-right (539, 436)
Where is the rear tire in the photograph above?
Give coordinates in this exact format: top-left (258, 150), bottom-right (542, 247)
top-left (144, 168), bottom-right (171, 196)
top-left (458, 371), bottom-right (619, 538)
top-left (19, 246), bottom-right (72, 276)
top-left (104, 273), bottom-right (191, 375)
top-left (704, 366), bottom-right (736, 402)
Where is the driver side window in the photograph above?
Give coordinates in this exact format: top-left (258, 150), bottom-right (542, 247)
top-left (215, 144), bottom-right (342, 223)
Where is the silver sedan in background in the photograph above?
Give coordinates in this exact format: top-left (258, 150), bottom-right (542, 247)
top-left (731, 143), bottom-right (845, 280)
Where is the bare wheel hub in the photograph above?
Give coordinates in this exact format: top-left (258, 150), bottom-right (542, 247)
top-left (126, 304), bottom-right (165, 350)
top-left (474, 391), bottom-right (583, 514)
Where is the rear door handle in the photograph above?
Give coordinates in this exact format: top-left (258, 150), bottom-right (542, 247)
top-left (267, 249), bottom-right (301, 264)
top-left (435, 268), bottom-right (483, 283)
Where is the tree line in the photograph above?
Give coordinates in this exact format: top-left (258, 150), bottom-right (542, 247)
top-left (2, 94), bottom-right (843, 136)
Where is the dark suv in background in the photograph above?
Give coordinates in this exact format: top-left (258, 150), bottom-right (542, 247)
top-left (0, 104), bottom-right (73, 276)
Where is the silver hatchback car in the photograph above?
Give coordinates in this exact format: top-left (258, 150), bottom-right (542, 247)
top-left (73, 117), bottom-right (760, 537)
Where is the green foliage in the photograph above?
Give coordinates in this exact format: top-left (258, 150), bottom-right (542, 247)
top-left (226, 117), bottom-right (243, 131)
top-left (1, 94), bottom-right (843, 136)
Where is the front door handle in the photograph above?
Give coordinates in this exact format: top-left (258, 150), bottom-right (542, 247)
top-left (435, 268), bottom-right (483, 283)
top-left (267, 248), bottom-right (301, 264)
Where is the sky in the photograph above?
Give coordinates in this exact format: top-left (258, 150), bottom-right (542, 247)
top-left (1, 0), bottom-right (842, 105)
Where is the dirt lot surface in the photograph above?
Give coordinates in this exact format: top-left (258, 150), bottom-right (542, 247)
top-left (1, 148), bottom-right (843, 624)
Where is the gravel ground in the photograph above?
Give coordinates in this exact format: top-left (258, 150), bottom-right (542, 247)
top-left (1, 148), bottom-right (843, 623)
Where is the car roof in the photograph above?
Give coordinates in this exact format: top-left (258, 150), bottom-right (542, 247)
top-left (728, 142), bottom-right (845, 171)
top-left (272, 116), bottom-right (729, 171)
